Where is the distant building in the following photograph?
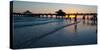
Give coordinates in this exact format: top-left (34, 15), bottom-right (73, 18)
top-left (23, 10), bottom-right (33, 14)
top-left (23, 10), bottom-right (33, 16)
top-left (56, 9), bottom-right (66, 17)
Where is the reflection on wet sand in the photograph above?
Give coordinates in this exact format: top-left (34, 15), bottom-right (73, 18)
top-left (13, 15), bottom-right (97, 48)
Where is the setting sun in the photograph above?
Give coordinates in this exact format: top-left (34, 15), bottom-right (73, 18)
top-left (70, 15), bottom-right (75, 18)
top-left (65, 15), bottom-right (75, 18)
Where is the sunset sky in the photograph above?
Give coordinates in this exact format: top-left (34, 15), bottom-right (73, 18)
top-left (13, 1), bottom-right (97, 14)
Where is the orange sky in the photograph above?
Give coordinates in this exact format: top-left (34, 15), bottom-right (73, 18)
top-left (13, 1), bottom-right (97, 14)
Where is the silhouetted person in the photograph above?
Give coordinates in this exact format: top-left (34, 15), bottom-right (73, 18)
top-left (56, 9), bottom-right (66, 18)
top-left (69, 17), bottom-right (71, 21)
top-left (87, 17), bottom-right (89, 20)
top-left (74, 15), bottom-right (77, 22)
top-left (82, 15), bottom-right (85, 20)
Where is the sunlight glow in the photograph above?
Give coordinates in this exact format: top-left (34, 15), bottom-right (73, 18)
top-left (69, 15), bottom-right (75, 18)
top-left (65, 15), bottom-right (68, 18)
top-left (65, 15), bottom-right (75, 18)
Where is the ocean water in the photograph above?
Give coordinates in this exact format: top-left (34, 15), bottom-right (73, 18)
top-left (12, 16), bottom-right (97, 49)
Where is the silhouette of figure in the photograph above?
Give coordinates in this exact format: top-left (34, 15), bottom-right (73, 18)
top-left (87, 16), bottom-right (89, 20)
top-left (82, 15), bottom-right (85, 20)
top-left (74, 15), bottom-right (77, 22)
top-left (56, 9), bottom-right (66, 18)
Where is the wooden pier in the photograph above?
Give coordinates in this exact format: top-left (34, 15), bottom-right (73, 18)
top-left (13, 13), bottom-right (97, 18)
